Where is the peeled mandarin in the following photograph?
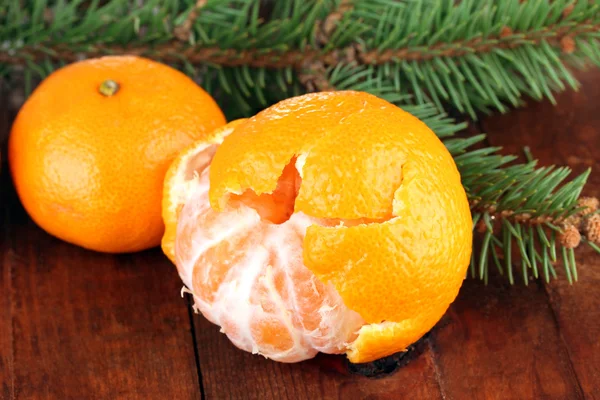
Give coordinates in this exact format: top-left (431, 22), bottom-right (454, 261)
top-left (163, 91), bottom-right (472, 363)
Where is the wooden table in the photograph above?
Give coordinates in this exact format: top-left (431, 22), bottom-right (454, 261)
top-left (1, 69), bottom-right (599, 400)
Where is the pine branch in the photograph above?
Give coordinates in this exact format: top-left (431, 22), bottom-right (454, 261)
top-left (31, 4), bottom-right (595, 66)
top-left (1, 0), bottom-right (599, 283)
top-left (449, 136), bottom-right (598, 285)
top-left (1, 0), bottom-right (600, 117)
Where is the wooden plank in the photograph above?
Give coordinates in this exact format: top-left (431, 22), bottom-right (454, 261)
top-left (0, 94), bottom-right (15, 400)
top-left (1, 174), bottom-right (202, 399)
top-left (192, 313), bottom-right (443, 399)
top-left (0, 215), bottom-right (15, 399)
top-left (480, 68), bottom-right (600, 399)
top-left (432, 279), bottom-right (583, 399)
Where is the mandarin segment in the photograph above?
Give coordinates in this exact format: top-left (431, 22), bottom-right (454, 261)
top-left (192, 228), bottom-right (250, 303)
top-left (250, 316), bottom-right (296, 354)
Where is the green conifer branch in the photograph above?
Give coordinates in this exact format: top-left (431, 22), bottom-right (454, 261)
top-left (1, 0), bottom-right (599, 116)
top-left (1, 0), bottom-right (599, 283)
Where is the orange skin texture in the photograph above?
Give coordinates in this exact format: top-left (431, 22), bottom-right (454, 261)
top-left (9, 55), bottom-right (226, 253)
top-left (208, 91), bottom-right (472, 362)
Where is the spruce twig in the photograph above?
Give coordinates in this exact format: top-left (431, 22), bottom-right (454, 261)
top-left (1, 11), bottom-right (597, 69)
top-left (2, 0), bottom-right (599, 117)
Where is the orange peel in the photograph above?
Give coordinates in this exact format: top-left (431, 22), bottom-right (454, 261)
top-left (162, 119), bottom-right (247, 264)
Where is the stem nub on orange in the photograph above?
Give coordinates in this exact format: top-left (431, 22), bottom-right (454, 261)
top-left (9, 56), bottom-right (226, 253)
top-left (163, 91), bottom-right (472, 363)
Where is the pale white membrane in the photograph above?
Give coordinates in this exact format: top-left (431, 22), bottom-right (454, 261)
top-left (175, 167), bottom-right (365, 362)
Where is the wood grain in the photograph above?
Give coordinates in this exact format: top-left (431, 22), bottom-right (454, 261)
top-left (481, 68), bottom-right (600, 400)
top-left (193, 313), bottom-right (443, 400)
top-left (0, 171), bottom-right (202, 399)
top-left (432, 279), bottom-right (583, 400)
top-left (0, 94), bottom-right (15, 400)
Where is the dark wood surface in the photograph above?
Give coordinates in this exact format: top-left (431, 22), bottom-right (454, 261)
top-left (1, 70), bottom-right (599, 400)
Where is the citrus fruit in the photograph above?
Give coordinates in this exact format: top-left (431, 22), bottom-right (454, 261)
top-left (9, 55), bottom-right (226, 253)
top-left (164, 91), bottom-right (472, 363)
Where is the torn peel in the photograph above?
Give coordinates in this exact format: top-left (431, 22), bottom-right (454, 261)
top-left (228, 157), bottom-right (302, 225)
top-left (208, 95), bottom-right (410, 221)
top-left (217, 154), bottom-right (404, 227)
top-left (162, 119), bottom-right (247, 265)
top-left (346, 319), bottom-right (434, 363)
top-left (162, 142), bottom-right (218, 266)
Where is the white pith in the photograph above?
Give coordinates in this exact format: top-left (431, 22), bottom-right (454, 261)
top-left (173, 160), bottom-right (366, 363)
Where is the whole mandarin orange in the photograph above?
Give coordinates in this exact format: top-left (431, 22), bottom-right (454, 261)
top-left (9, 55), bottom-right (226, 253)
top-left (163, 91), bottom-right (472, 363)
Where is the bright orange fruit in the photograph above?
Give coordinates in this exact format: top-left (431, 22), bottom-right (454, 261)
top-left (164, 91), bottom-right (472, 363)
top-left (9, 55), bottom-right (226, 253)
